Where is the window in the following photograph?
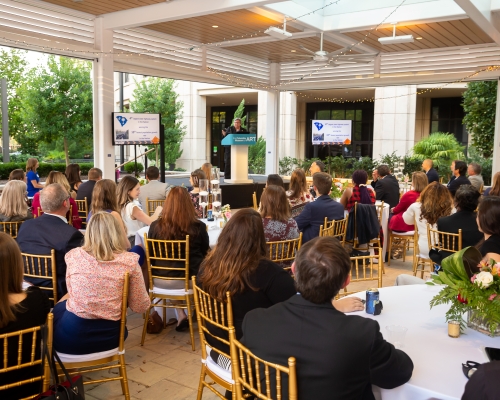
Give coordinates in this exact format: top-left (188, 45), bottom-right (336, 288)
top-left (430, 97), bottom-right (468, 146)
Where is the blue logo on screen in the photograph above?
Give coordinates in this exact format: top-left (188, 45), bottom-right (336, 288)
top-left (314, 122), bottom-right (324, 131)
top-left (116, 116), bottom-right (128, 127)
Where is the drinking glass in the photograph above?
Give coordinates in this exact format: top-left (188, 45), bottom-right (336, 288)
top-left (212, 191), bottom-right (222, 220)
top-left (199, 179), bottom-right (209, 219)
top-left (385, 325), bottom-right (407, 349)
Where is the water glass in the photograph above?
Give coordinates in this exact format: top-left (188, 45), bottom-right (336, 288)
top-left (212, 192), bottom-right (222, 219)
top-left (385, 325), bottom-right (407, 349)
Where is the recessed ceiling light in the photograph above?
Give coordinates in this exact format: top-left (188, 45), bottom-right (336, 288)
top-left (416, 37), bottom-right (423, 40)
top-left (212, 25), bottom-right (219, 28)
top-left (291, 50), bottom-right (296, 52)
top-left (222, 102), bottom-right (225, 104)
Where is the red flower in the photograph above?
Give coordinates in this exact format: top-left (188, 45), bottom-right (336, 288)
top-left (489, 293), bottom-right (498, 301)
top-left (458, 293), bottom-right (468, 304)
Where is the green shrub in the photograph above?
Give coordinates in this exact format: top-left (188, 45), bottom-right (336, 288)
top-left (403, 156), bottom-right (422, 177)
top-left (351, 157), bottom-right (375, 177)
top-left (248, 137), bottom-right (266, 174)
top-left (279, 157), bottom-right (298, 176)
top-left (0, 162), bottom-right (90, 179)
top-left (174, 167), bottom-right (187, 172)
top-left (124, 162), bottom-right (144, 174)
top-left (326, 156), bottom-right (351, 178)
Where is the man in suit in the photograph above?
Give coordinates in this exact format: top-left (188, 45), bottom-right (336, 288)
top-left (374, 164), bottom-right (400, 208)
top-left (17, 183), bottom-right (84, 298)
top-left (295, 172), bottom-right (344, 243)
top-left (422, 159), bottom-right (439, 184)
top-left (76, 167), bottom-right (102, 209)
top-left (447, 160), bottom-right (471, 197)
top-left (370, 168), bottom-right (380, 191)
top-left (467, 162), bottom-right (484, 192)
top-left (242, 236), bottom-right (414, 400)
top-left (138, 166), bottom-right (172, 209)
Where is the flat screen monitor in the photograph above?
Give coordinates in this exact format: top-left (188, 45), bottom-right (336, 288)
top-left (311, 120), bottom-right (352, 145)
top-left (112, 112), bottom-right (161, 145)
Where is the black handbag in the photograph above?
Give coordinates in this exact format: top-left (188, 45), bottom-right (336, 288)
top-left (36, 325), bottom-right (85, 400)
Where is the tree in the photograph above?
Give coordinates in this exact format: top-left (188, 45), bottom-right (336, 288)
top-left (462, 80), bottom-right (497, 158)
top-left (233, 99), bottom-right (247, 129)
top-left (0, 48), bottom-right (28, 145)
top-left (18, 56), bottom-right (93, 164)
top-left (129, 77), bottom-right (186, 165)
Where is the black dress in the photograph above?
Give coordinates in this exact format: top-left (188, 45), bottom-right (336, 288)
top-left (480, 235), bottom-right (500, 257)
top-left (0, 286), bottom-right (50, 399)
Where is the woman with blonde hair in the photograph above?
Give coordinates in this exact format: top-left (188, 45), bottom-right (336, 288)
top-left (286, 168), bottom-right (313, 217)
top-left (0, 233), bottom-right (50, 399)
top-left (25, 158), bottom-right (43, 198)
top-left (260, 185), bottom-right (299, 242)
top-left (201, 162), bottom-right (213, 183)
top-left (403, 182), bottom-right (454, 258)
top-left (53, 212), bottom-right (150, 355)
top-left (484, 172), bottom-right (500, 196)
top-left (31, 171), bottom-right (82, 229)
top-left (0, 180), bottom-right (33, 225)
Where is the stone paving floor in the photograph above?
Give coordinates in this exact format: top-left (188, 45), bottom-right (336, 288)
top-left (82, 255), bottom-right (418, 399)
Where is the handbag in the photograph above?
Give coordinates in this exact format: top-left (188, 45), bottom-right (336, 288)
top-left (36, 325), bottom-right (85, 400)
top-left (146, 310), bottom-right (163, 334)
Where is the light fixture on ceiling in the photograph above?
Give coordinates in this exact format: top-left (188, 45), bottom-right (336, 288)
top-left (264, 17), bottom-right (292, 39)
top-left (416, 37), bottom-right (423, 40)
top-left (212, 25), bottom-right (218, 28)
top-left (378, 23), bottom-right (414, 45)
top-left (290, 50), bottom-right (296, 52)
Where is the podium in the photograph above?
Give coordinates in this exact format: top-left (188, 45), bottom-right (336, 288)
top-left (221, 133), bottom-right (257, 184)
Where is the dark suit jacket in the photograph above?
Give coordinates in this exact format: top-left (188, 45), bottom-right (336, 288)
top-left (375, 174), bottom-right (400, 208)
top-left (16, 214), bottom-right (84, 298)
top-left (242, 295), bottom-right (413, 400)
top-left (426, 168), bottom-right (439, 184)
top-left (462, 361), bottom-right (500, 400)
top-left (76, 180), bottom-right (97, 210)
top-left (447, 175), bottom-right (471, 197)
top-left (295, 195), bottom-right (345, 243)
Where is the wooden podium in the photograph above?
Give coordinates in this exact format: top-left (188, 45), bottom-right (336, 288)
top-left (221, 133), bottom-right (257, 184)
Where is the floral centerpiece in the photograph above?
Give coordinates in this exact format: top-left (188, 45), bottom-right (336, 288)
top-left (221, 204), bottom-right (231, 223)
top-left (330, 180), bottom-right (348, 200)
top-left (428, 246), bottom-right (500, 336)
top-left (138, 178), bottom-right (148, 186)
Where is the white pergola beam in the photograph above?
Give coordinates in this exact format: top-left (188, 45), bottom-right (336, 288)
top-left (212, 30), bottom-right (318, 48)
top-left (101, 0), bottom-right (280, 30)
top-left (454, 0), bottom-right (500, 46)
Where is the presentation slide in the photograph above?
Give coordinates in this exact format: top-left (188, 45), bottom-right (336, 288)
top-left (311, 120), bottom-right (352, 145)
top-left (112, 112), bottom-right (161, 145)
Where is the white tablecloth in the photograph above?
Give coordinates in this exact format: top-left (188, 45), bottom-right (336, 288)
top-left (377, 201), bottom-right (390, 260)
top-left (348, 284), bottom-right (500, 400)
top-left (134, 218), bottom-right (222, 249)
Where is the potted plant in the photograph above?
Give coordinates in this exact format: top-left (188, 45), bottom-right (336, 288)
top-left (165, 141), bottom-right (183, 171)
top-left (428, 246), bottom-right (500, 336)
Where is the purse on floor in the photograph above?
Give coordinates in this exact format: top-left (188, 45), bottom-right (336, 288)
top-left (147, 310), bottom-right (163, 334)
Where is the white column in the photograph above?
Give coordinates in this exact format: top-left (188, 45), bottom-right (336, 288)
top-left (279, 91), bottom-right (298, 160)
top-left (373, 85), bottom-right (417, 159)
top-left (492, 78), bottom-right (500, 175)
top-left (92, 18), bottom-right (115, 180)
top-left (262, 63), bottom-right (280, 175)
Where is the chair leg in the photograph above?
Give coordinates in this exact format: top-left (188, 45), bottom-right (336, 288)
top-left (387, 234), bottom-right (392, 266)
top-left (119, 353), bottom-right (130, 400)
top-left (163, 299), bottom-right (167, 329)
top-left (141, 305), bottom-right (152, 346)
top-left (196, 364), bottom-right (206, 400)
top-left (412, 256), bottom-right (418, 277)
top-left (186, 296), bottom-right (196, 351)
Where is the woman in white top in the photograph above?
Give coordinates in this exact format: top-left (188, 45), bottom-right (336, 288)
top-left (402, 182), bottom-right (454, 258)
top-left (117, 176), bottom-right (162, 246)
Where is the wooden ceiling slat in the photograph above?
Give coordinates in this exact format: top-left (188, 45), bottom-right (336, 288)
top-left (425, 24), bottom-right (463, 47)
top-left (403, 25), bottom-right (448, 48)
top-left (457, 19), bottom-right (493, 43)
top-left (436, 21), bottom-right (476, 44)
top-left (42, 0), bottom-right (165, 14)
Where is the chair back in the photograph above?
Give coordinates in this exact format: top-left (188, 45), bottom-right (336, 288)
top-left (338, 252), bottom-right (382, 297)
top-left (230, 327), bottom-right (297, 400)
top-left (252, 192), bottom-right (257, 210)
top-left (375, 201), bottom-right (384, 225)
top-left (319, 215), bottom-right (349, 245)
top-left (266, 233), bottom-right (302, 271)
top-left (0, 221), bottom-right (23, 238)
top-left (75, 198), bottom-right (88, 227)
top-left (146, 198), bottom-right (165, 216)
top-left (192, 277), bottom-right (233, 365)
top-left (427, 225), bottom-right (463, 254)
top-left (144, 234), bottom-right (190, 291)
top-left (118, 272), bottom-right (130, 354)
top-left (21, 250), bottom-right (58, 303)
top-left (0, 313), bottom-right (53, 398)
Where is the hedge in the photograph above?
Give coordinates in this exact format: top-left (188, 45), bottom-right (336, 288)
top-left (124, 162), bottom-right (144, 174)
top-left (0, 162), bottom-right (94, 180)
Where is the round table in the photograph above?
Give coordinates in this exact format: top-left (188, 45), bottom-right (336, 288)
top-left (348, 284), bottom-right (500, 400)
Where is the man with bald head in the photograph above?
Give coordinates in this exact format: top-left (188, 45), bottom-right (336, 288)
top-left (422, 159), bottom-right (439, 184)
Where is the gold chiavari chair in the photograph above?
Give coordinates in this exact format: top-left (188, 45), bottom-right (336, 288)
top-left (56, 273), bottom-right (131, 399)
top-left (141, 235), bottom-right (195, 350)
top-left (349, 202), bottom-right (382, 250)
top-left (0, 220), bottom-right (23, 238)
top-left (0, 313), bottom-right (53, 400)
top-left (21, 250), bottom-right (58, 304)
top-left (412, 221), bottom-right (433, 278)
top-left (387, 230), bottom-right (414, 266)
top-left (337, 252), bottom-right (383, 298)
top-left (75, 198), bottom-right (88, 227)
top-left (375, 201), bottom-right (384, 226)
top-left (267, 233), bottom-right (303, 271)
top-left (192, 278), bottom-right (234, 400)
top-left (319, 215), bottom-right (349, 246)
top-left (427, 225), bottom-right (462, 261)
top-left (252, 192), bottom-right (258, 210)
top-left (229, 327), bottom-right (297, 400)
top-left (146, 198), bottom-right (165, 216)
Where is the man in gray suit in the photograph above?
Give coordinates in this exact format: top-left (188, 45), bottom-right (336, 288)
top-left (138, 166), bottom-right (172, 209)
top-left (467, 162), bottom-right (484, 192)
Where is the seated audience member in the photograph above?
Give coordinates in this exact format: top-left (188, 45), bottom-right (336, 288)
top-left (429, 185), bottom-right (483, 265)
top-left (483, 172), bottom-right (500, 196)
top-left (447, 160), bottom-right (471, 197)
top-left (389, 171), bottom-right (428, 233)
top-left (117, 176), bottom-right (161, 247)
top-left (65, 163), bottom-right (82, 198)
top-left (295, 172), bottom-right (344, 243)
top-left (17, 184), bottom-right (84, 297)
top-left (370, 169), bottom-right (379, 190)
top-left (340, 169), bottom-right (376, 212)
top-left (0, 233), bottom-right (50, 399)
top-left (8, 169), bottom-right (25, 182)
top-left (266, 174), bottom-right (284, 187)
top-left (403, 182), bottom-right (454, 259)
top-left (76, 167), bottom-right (102, 209)
top-left (422, 159), bottom-right (439, 184)
top-left (32, 171), bottom-right (82, 229)
top-left (286, 168), bottom-right (313, 217)
top-left (260, 185), bottom-right (299, 242)
top-left (374, 164), bottom-right (400, 208)
top-left (467, 162), bottom-right (484, 192)
top-left (476, 196), bottom-right (500, 261)
top-left (188, 169), bottom-right (206, 218)
top-left (201, 162), bottom-right (213, 183)
top-left (25, 158), bottom-right (43, 198)
top-left (309, 160), bottom-right (325, 175)
top-left (53, 212), bottom-right (150, 355)
top-left (148, 187), bottom-right (209, 332)
top-left (0, 181), bottom-right (33, 228)
top-left (138, 166), bottom-right (172, 209)
top-left (462, 361), bottom-right (500, 400)
top-left (241, 236), bottom-right (414, 400)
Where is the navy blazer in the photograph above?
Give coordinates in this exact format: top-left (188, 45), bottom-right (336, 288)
top-left (447, 175), bottom-right (471, 197)
top-left (17, 214), bottom-right (84, 298)
top-left (426, 168), bottom-right (439, 184)
top-left (295, 195), bottom-right (345, 243)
